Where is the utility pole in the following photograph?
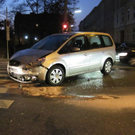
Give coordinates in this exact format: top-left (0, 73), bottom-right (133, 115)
top-left (63, 0), bottom-right (71, 32)
top-left (64, 0), bottom-right (67, 22)
top-left (6, 7), bottom-right (10, 59)
top-left (36, 0), bottom-right (39, 14)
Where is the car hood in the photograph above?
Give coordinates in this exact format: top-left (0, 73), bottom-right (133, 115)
top-left (10, 49), bottom-right (53, 64)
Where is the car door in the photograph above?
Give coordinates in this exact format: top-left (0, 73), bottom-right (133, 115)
top-left (68, 36), bottom-right (90, 75)
top-left (86, 35), bottom-right (105, 71)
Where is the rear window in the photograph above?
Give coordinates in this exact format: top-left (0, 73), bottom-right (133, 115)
top-left (87, 35), bottom-right (102, 49)
top-left (89, 36), bottom-right (101, 45)
top-left (101, 35), bottom-right (113, 47)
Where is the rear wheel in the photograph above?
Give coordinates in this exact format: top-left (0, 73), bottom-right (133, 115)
top-left (129, 57), bottom-right (135, 66)
top-left (101, 59), bottom-right (112, 75)
top-left (46, 65), bottom-right (65, 86)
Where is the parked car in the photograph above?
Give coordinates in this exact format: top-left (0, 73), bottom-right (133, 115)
top-left (7, 32), bottom-right (116, 86)
top-left (117, 43), bottom-right (135, 66)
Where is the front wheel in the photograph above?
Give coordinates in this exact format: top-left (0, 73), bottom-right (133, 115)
top-left (101, 59), bottom-right (112, 75)
top-left (46, 65), bottom-right (65, 86)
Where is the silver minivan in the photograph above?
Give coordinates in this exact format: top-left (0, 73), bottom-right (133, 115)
top-left (7, 32), bottom-right (116, 85)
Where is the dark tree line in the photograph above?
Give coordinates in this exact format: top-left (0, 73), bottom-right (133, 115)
top-left (9, 0), bottom-right (79, 25)
top-left (0, 0), bottom-right (5, 6)
top-left (0, 0), bottom-right (79, 43)
top-left (0, 0), bottom-right (79, 29)
top-left (0, 0), bottom-right (79, 57)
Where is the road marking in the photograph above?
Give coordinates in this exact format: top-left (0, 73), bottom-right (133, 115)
top-left (0, 100), bottom-right (14, 109)
top-left (0, 88), bottom-right (14, 109)
top-left (0, 88), bottom-right (8, 93)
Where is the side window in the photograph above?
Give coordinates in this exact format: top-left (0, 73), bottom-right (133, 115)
top-left (59, 35), bottom-right (87, 54)
top-left (87, 35), bottom-right (102, 49)
top-left (58, 40), bottom-right (72, 54)
top-left (102, 36), bottom-right (113, 47)
top-left (71, 36), bottom-right (87, 51)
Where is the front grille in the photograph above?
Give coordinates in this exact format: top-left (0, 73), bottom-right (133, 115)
top-left (9, 60), bottom-right (21, 66)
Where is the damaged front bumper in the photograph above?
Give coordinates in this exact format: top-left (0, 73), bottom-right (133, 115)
top-left (7, 62), bottom-right (48, 83)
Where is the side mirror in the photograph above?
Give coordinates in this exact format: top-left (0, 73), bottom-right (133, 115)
top-left (72, 47), bottom-right (80, 52)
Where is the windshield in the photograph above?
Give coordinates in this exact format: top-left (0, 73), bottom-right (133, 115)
top-left (31, 35), bottom-right (71, 50)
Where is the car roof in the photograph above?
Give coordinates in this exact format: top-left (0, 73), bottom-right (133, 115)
top-left (52, 31), bottom-right (110, 36)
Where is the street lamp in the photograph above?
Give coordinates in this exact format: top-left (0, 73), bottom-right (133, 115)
top-left (74, 10), bottom-right (82, 13)
top-left (25, 35), bottom-right (28, 39)
top-left (34, 37), bottom-right (38, 41)
top-left (73, 10), bottom-right (82, 31)
top-left (63, 0), bottom-right (81, 32)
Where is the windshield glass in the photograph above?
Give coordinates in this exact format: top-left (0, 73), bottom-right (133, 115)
top-left (31, 35), bottom-right (71, 50)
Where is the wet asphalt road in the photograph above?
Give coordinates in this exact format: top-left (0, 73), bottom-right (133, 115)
top-left (0, 59), bottom-right (135, 135)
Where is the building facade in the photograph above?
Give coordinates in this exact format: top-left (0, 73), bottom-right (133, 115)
top-left (79, 1), bottom-right (104, 33)
top-left (114, 0), bottom-right (135, 44)
top-left (79, 0), bottom-right (135, 44)
top-left (79, 0), bottom-right (115, 38)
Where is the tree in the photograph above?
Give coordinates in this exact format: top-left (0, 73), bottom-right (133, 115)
top-left (24, 0), bottom-right (79, 24)
top-left (9, 0), bottom-right (79, 29)
top-left (9, 0), bottom-right (79, 46)
top-left (0, 0), bottom-right (6, 6)
top-left (24, 0), bottom-right (79, 14)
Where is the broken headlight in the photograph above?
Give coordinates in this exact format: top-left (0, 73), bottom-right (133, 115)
top-left (24, 57), bottom-right (45, 69)
top-left (31, 57), bottom-right (45, 67)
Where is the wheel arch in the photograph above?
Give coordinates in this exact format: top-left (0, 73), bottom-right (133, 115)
top-left (46, 63), bottom-right (66, 80)
top-left (102, 57), bottom-right (114, 69)
top-left (101, 57), bottom-right (113, 75)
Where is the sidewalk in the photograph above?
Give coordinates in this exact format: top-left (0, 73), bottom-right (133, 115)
top-left (0, 58), bottom-right (8, 62)
top-left (0, 59), bottom-right (8, 79)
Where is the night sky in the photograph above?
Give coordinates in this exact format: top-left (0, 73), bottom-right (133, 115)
top-left (74, 0), bottom-right (101, 30)
top-left (1, 0), bottom-right (102, 29)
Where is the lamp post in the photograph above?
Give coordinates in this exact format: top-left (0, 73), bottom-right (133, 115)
top-left (63, 1), bottom-right (82, 32)
top-left (6, 7), bottom-right (10, 59)
top-left (73, 10), bottom-right (82, 31)
top-left (74, 10), bottom-right (82, 14)
top-left (64, 0), bottom-right (68, 23)
top-left (62, 0), bottom-right (69, 32)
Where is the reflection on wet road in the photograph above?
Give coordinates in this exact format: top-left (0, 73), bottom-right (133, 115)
top-left (1, 60), bottom-right (135, 135)
top-left (0, 60), bottom-right (135, 99)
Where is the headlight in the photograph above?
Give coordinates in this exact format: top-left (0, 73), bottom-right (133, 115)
top-left (118, 52), bottom-right (128, 57)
